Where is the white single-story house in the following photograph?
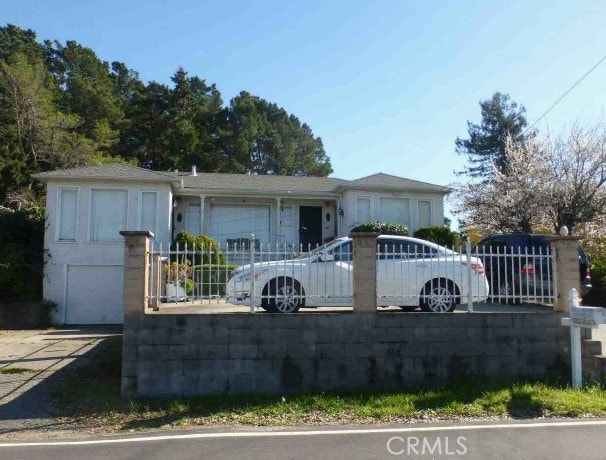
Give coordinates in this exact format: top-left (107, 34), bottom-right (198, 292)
top-left (33, 164), bottom-right (450, 324)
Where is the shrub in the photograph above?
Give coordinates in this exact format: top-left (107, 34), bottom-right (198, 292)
top-left (590, 254), bottom-right (606, 289)
top-left (172, 231), bottom-right (225, 265)
top-left (193, 264), bottom-right (238, 296)
top-left (0, 208), bottom-right (45, 303)
top-left (414, 226), bottom-right (459, 248)
top-left (350, 221), bottom-right (409, 236)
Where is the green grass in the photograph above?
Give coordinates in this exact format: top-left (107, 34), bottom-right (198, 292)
top-left (0, 367), bottom-right (35, 374)
top-left (50, 337), bottom-right (606, 432)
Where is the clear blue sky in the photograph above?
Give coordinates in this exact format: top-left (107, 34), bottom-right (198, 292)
top-left (4, 0), bottom-right (606, 221)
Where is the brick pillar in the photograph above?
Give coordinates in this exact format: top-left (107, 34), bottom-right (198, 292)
top-left (120, 230), bottom-right (153, 314)
top-left (119, 230), bottom-right (153, 397)
top-left (350, 232), bottom-right (379, 313)
top-left (549, 235), bottom-right (582, 312)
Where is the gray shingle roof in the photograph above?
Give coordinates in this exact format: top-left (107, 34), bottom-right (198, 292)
top-left (181, 173), bottom-right (343, 193)
top-left (32, 164), bottom-right (449, 194)
top-left (31, 164), bottom-right (177, 182)
top-left (338, 173), bottom-right (451, 193)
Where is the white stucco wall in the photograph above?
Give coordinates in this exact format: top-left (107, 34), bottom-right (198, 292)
top-left (339, 189), bottom-right (446, 236)
top-left (43, 179), bottom-right (172, 324)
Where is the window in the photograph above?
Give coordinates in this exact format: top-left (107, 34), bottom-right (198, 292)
top-left (90, 189), bottom-right (127, 242)
top-left (356, 197), bottom-right (372, 223)
top-left (378, 239), bottom-right (438, 260)
top-left (58, 188), bottom-right (77, 241)
top-left (379, 198), bottom-right (409, 227)
top-left (418, 200), bottom-right (432, 228)
top-left (140, 191), bottom-right (157, 235)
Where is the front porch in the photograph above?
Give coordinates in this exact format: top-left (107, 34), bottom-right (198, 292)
top-left (171, 193), bottom-right (340, 249)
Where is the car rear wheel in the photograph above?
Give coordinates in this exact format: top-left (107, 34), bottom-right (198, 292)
top-left (420, 280), bottom-right (457, 313)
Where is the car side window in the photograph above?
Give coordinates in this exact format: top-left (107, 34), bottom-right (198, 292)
top-left (378, 239), bottom-right (410, 260)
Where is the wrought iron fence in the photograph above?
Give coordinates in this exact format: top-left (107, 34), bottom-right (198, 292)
top-left (146, 236), bottom-right (556, 313)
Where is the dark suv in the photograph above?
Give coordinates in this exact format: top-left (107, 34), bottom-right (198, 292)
top-left (474, 233), bottom-right (592, 301)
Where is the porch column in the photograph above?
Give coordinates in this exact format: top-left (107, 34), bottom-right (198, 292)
top-left (276, 197), bottom-right (282, 245)
top-left (350, 231), bottom-right (379, 313)
top-left (549, 235), bottom-right (582, 312)
top-left (199, 195), bottom-right (206, 234)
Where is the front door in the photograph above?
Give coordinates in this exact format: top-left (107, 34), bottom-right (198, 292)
top-left (299, 206), bottom-right (323, 250)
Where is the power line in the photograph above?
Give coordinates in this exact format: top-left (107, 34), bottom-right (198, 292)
top-left (525, 53), bottom-right (606, 133)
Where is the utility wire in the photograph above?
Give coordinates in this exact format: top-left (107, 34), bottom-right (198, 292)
top-left (525, 53), bottom-right (606, 133)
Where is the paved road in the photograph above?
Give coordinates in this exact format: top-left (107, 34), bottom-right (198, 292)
top-left (1, 419), bottom-right (605, 460)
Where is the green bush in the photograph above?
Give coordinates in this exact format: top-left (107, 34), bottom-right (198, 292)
top-left (414, 226), bottom-right (459, 248)
top-left (350, 221), bottom-right (409, 236)
top-left (0, 208), bottom-right (45, 303)
top-left (590, 254), bottom-right (606, 288)
top-left (193, 264), bottom-right (238, 296)
top-left (172, 231), bottom-right (225, 265)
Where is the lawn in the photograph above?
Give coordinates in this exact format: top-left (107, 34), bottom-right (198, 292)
top-left (50, 336), bottom-right (606, 432)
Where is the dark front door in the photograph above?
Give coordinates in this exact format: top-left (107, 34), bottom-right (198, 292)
top-left (299, 206), bottom-right (323, 250)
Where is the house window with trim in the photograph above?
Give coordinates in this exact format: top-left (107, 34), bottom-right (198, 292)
top-left (58, 188), bottom-right (78, 241)
top-left (139, 191), bottom-right (157, 235)
top-left (379, 197), bottom-right (410, 227)
top-left (356, 197), bottom-right (372, 223)
top-left (90, 189), bottom-right (128, 242)
top-left (418, 200), bottom-right (432, 229)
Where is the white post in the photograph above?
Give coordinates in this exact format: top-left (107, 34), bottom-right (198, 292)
top-left (249, 233), bottom-right (256, 314)
top-left (466, 240), bottom-right (473, 313)
top-left (569, 288), bottom-right (582, 388)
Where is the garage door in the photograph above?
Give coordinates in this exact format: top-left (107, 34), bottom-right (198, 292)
top-left (208, 204), bottom-right (271, 246)
top-left (66, 265), bottom-right (123, 324)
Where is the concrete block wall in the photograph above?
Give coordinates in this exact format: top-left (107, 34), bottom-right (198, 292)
top-left (122, 312), bottom-right (571, 397)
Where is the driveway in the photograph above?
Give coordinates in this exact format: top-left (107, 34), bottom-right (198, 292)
top-left (0, 327), bottom-right (121, 437)
top-left (150, 301), bottom-right (552, 314)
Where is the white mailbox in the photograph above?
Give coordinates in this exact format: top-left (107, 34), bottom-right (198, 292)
top-left (570, 306), bottom-right (606, 328)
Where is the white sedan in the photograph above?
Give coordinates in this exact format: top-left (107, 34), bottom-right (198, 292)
top-left (226, 235), bottom-right (489, 313)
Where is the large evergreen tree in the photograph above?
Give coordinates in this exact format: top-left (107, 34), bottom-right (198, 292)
top-left (456, 92), bottom-right (529, 180)
top-left (0, 23), bottom-right (334, 209)
top-left (223, 91), bottom-right (332, 176)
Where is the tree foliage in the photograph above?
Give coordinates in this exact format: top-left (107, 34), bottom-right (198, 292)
top-left (413, 226), bottom-right (459, 248)
top-left (455, 123), bottom-right (606, 238)
top-left (456, 92), bottom-right (530, 180)
top-left (0, 24), bottom-right (332, 209)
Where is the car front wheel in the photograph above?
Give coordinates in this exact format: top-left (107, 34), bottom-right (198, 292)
top-left (420, 280), bottom-right (457, 313)
top-left (268, 278), bottom-right (302, 313)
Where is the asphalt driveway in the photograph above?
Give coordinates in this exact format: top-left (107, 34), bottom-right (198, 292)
top-left (0, 327), bottom-right (121, 437)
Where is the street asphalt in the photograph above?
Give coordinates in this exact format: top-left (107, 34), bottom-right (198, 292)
top-left (1, 419), bottom-right (605, 460)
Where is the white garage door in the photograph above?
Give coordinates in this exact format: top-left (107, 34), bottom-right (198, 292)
top-left (208, 204), bottom-right (271, 246)
top-left (66, 265), bottom-right (123, 324)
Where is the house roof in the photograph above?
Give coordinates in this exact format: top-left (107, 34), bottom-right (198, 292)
top-left (32, 164), bottom-right (450, 195)
top-left (336, 173), bottom-right (451, 194)
top-left (31, 164), bottom-right (177, 182)
top-left (180, 173), bottom-right (343, 194)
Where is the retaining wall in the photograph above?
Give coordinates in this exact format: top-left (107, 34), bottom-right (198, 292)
top-left (122, 312), bottom-right (570, 397)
